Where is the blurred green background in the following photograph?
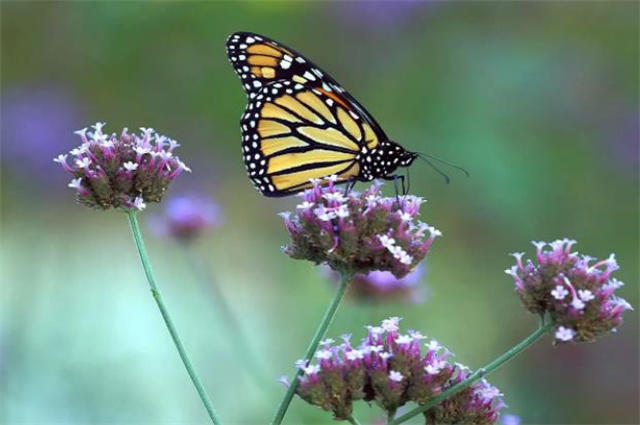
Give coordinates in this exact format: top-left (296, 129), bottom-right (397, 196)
top-left (1, 1), bottom-right (638, 424)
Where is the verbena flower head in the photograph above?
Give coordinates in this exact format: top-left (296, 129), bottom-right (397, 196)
top-left (424, 370), bottom-right (505, 425)
top-left (292, 317), bottom-right (503, 422)
top-left (151, 194), bottom-right (222, 241)
top-left (323, 264), bottom-right (426, 303)
top-left (54, 122), bottom-right (190, 211)
top-left (281, 178), bottom-right (441, 278)
top-left (505, 238), bottom-right (632, 344)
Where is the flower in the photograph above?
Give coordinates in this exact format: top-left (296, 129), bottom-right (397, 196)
top-left (149, 194), bottom-right (222, 241)
top-left (293, 317), bottom-right (502, 421)
top-left (501, 413), bottom-right (522, 425)
top-left (322, 263), bottom-right (427, 303)
top-left (54, 123), bottom-right (190, 211)
top-left (2, 84), bottom-right (83, 186)
top-left (280, 178), bottom-right (441, 278)
top-left (555, 326), bottom-right (576, 342)
top-left (505, 238), bottom-right (632, 344)
top-left (550, 285), bottom-right (568, 300)
top-left (334, 0), bottom-right (431, 30)
top-left (424, 376), bottom-right (505, 425)
top-left (132, 196), bottom-right (146, 211)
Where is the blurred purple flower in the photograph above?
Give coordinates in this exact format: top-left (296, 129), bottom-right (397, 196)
top-left (501, 413), bottom-right (521, 425)
top-left (2, 84), bottom-right (83, 185)
top-left (334, 0), bottom-right (430, 29)
top-left (357, 265), bottom-right (425, 299)
top-left (611, 111), bottom-right (639, 171)
top-left (323, 264), bottom-right (427, 303)
top-left (150, 194), bottom-right (222, 242)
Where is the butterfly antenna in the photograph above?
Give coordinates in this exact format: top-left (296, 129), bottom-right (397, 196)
top-left (415, 152), bottom-right (470, 178)
top-left (417, 155), bottom-right (451, 184)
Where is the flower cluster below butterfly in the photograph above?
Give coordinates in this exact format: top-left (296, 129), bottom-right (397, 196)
top-left (226, 31), bottom-right (418, 197)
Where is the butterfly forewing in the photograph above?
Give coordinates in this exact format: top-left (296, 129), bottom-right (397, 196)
top-left (226, 32), bottom-right (316, 99)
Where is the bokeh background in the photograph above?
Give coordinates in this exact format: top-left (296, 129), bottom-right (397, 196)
top-left (1, 1), bottom-right (638, 424)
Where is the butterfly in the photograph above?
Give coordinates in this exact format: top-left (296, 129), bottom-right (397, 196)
top-left (226, 31), bottom-right (420, 197)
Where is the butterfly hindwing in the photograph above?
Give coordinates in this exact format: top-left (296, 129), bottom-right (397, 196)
top-left (240, 81), bottom-right (382, 196)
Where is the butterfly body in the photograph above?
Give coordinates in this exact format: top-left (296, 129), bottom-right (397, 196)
top-left (226, 31), bottom-right (417, 197)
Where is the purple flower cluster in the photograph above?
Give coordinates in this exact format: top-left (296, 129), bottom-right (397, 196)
top-left (150, 194), bottom-right (222, 241)
top-left (424, 368), bottom-right (505, 425)
top-left (292, 317), bottom-right (504, 422)
top-left (505, 239), bottom-right (632, 343)
top-left (280, 177), bottom-right (441, 278)
top-left (54, 122), bottom-right (190, 211)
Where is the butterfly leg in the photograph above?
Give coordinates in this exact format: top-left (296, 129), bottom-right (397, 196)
top-left (343, 178), bottom-right (357, 196)
top-left (393, 175), bottom-right (405, 210)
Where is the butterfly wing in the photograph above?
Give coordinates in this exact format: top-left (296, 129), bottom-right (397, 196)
top-left (226, 32), bottom-right (309, 98)
top-left (227, 32), bottom-right (388, 138)
top-left (227, 32), bottom-right (388, 196)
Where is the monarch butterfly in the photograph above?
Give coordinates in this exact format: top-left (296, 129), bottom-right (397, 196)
top-left (226, 32), bottom-right (445, 197)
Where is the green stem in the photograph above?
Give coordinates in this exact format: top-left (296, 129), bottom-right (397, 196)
top-left (182, 244), bottom-right (273, 390)
top-left (387, 408), bottom-right (397, 424)
top-left (127, 212), bottom-right (222, 425)
top-left (346, 415), bottom-right (363, 425)
top-left (270, 270), bottom-right (353, 425)
top-left (390, 319), bottom-right (553, 425)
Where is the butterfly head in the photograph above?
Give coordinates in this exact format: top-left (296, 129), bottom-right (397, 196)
top-left (366, 141), bottom-right (419, 180)
top-left (401, 148), bottom-right (419, 168)
top-left (383, 140), bottom-right (419, 168)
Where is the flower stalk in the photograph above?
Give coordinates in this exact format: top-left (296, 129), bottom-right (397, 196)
top-left (127, 211), bottom-right (222, 425)
top-left (182, 243), bottom-right (273, 389)
top-left (389, 317), bottom-right (553, 425)
top-left (346, 416), bottom-right (363, 425)
top-left (271, 269), bottom-right (354, 425)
